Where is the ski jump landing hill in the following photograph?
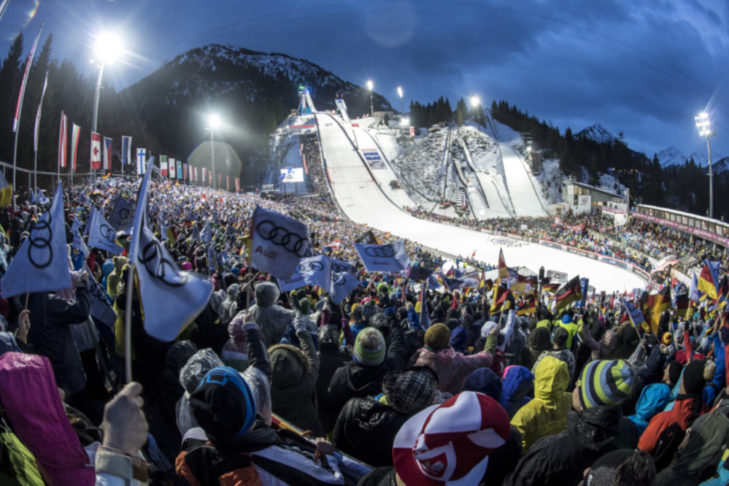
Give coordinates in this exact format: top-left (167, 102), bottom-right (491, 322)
top-left (314, 112), bottom-right (645, 293)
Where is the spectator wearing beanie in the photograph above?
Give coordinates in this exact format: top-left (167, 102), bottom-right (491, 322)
top-left (638, 359), bottom-right (713, 455)
top-left (325, 325), bottom-right (408, 432)
top-left (414, 322), bottom-right (492, 395)
top-left (511, 355), bottom-right (572, 452)
top-left (531, 326), bottom-right (576, 379)
top-left (268, 327), bottom-right (322, 436)
top-left (332, 366), bottom-right (437, 466)
top-left (176, 366), bottom-right (344, 485)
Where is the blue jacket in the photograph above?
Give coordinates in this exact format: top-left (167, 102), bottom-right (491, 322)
top-left (500, 365), bottom-right (534, 418)
top-left (628, 383), bottom-right (671, 434)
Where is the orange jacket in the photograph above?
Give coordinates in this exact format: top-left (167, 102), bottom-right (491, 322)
top-left (637, 396), bottom-right (697, 453)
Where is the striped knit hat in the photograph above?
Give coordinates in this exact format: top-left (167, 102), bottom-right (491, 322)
top-left (354, 327), bottom-right (386, 366)
top-left (579, 359), bottom-right (635, 409)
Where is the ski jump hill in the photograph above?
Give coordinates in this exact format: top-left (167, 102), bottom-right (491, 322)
top-left (310, 110), bottom-right (645, 293)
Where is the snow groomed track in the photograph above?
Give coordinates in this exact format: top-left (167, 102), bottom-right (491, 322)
top-left (316, 113), bottom-right (645, 292)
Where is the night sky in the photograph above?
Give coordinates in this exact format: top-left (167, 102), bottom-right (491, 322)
top-left (2, 0), bottom-right (727, 159)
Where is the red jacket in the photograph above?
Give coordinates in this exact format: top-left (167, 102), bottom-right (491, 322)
top-left (637, 396), bottom-right (698, 453)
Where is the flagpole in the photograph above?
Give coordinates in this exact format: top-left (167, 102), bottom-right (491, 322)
top-left (124, 264), bottom-right (134, 383)
top-left (11, 23), bottom-right (44, 210)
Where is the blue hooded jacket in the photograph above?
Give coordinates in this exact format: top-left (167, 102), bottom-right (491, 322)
top-left (628, 382), bottom-right (672, 434)
top-left (500, 365), bottom-right (534, 418)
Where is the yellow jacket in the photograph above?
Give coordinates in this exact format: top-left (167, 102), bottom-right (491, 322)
top-left (510, 355), bottom-right (571, 452)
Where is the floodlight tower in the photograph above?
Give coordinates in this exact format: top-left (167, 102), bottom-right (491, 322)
top-left (695, 111), bottom-right (715, 219)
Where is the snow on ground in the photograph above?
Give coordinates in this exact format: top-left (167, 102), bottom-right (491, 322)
top-left (537, 159), bottom-right (563, 204)
top-left (317, 113), bottom-right (646, 293)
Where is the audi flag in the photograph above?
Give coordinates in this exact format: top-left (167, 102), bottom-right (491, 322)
top-left (87, 207), bottom-right (123, 255)
top-left (250, 205), bottom-right (311, 280)
top-left (108, 195), bottom-right (135, 232)
top-left (278, 254), bottom-right (332, 292)
top-left (129, 156), bottom-right (213, 342)
top-left (354, 240), bottom-right (410, 273)
top-left (1, 183), bottom-right (71, 298)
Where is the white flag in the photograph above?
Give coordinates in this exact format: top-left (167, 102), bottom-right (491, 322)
top-left (129, 157), bottom-right (214, 341)
top-left (136, 148), bottom-right (146, 175)
top-left (250, 205), bottom-right (310, 280)
top-left (278, 255), bottom-right (332, 292)
top-left (87, 207), bottom-right (123, 255)
top-left (1, 184), bottom-right (71, 298)
top-left (354, 240), bottom-right (410, 273)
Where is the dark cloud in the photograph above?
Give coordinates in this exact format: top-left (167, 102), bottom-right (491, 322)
top-left (0, 0), bottom-right (726, 158)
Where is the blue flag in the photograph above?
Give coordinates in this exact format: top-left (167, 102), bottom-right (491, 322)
top-left (354, 240), bottom-right (410, 273)
top-left (87, 207), bottom-right (123, 255)
top-left (71, 221), bottom-right (90, 259)
top-left (108, 195), bottom-right (135, 232)
top-left (1, 183), bottom-right (71, 298)
top-left (199, 221), bottom-right (212, 243)
top-left (579, 278), bottom-right (589, 308)
top-left (621, 298), bottom-right (646, 330)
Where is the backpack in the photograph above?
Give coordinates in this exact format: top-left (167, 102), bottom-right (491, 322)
top-left (652, 422), bottom-right (685, 471)
top-left (176, 443), bottom-right (262, 486)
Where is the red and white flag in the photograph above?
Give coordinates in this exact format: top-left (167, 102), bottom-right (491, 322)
top-left (103, 137), bottom-right (113, 171)
top-left (58, 111), bottom-right (68, 168)
top-left (33, 71), bottom-right (48, 153)
top-left (169, 157), bottom-right (176, 179)
top-left (13, 23), bottom-right (43, 133)
top-left (90, 131), bottom-right (101, 170)
top-left (226, 175), bottom-right (230, 191)
top-left (160, 155), bottom-right (168, 177)
top-left (70, 123), bottom-right (81, 172)
top-left (202, 167), bottom-right (206, 184)
top-left (235, 177), bottom-right (240, 192)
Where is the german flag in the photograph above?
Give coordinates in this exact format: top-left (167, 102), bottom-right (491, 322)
top-left (554, 275), bottom-right (582, 312)
top-left (490, 284), bottom-right (512, 312)
top-left (641, 286), bottom-right (671, 335)
top-left (517, 295), bottom-right (537, 316)
top-left (674, 292), bottom-right (689, 314)
top-left (698, 260), bottom-right (721, 301)
top-left (498, 248), bottom-right (509, 280)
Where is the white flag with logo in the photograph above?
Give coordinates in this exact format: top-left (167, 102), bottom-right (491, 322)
top-left (87, 207), bottom-right (123, 255)
top-left (129, 157), bottom-right (214, 341)
top-left (354, 240), bottom-right (410, 273)
top-left (250, 205), bottom-right (310, 280)
top-left (87, 278), bottom-right (117, 328)
top-left (1, 183), bottom-right (71, 298)
top-left (278, 255), bottom-right (332, 292)
top-left (329, 258), bottom-right (361, 304)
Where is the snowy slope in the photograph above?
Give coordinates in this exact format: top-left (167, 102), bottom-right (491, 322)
top-left (317, 112), bottom-right (646, 292)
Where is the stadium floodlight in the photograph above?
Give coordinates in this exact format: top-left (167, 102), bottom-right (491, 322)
top-left (397, 86), bottom-right (404, 114)
top-left (470, 95), bottom-right (481, 108)
top-left (91, 30), bottom-right (125, 180)
top-left (207, 113), bottom-right (223, 188)
top-left (366, 80), bottom-right (374, 116)
top-left (695, 111), bottom-right (715, 218)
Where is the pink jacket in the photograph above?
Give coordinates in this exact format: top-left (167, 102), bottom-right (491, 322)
top-left (415, 347), bottom-right (492, 395)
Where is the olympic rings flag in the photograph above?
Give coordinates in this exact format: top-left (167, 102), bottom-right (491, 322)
top-left (354, 240), bottom-right (410, 273)
top-left (250, 205), bottom-right (311, 280)
top-left (1, 183), bottom-right (71, 298)
top-left (87, 207), bottom-right (123, 255)
top-left (129, 158), bottom-right (213, 342)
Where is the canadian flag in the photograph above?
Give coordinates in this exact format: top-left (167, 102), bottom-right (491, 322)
top-left (90, 131), bottom-right (101, 170)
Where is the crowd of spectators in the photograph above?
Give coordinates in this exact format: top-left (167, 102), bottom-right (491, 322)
top-left (0, 179), bottom-right (729, 485)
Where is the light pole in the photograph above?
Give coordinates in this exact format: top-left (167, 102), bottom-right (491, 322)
top-left (207, 113), bottom-right (221, 189)
top-left (366, 80), bottom-right (374, 117)
top-left (695, 111), bottom-right (715, 219)
top-left (91, 31), bottom-right (122, 179)
top-left (397, 86), bottom-right (404, 114)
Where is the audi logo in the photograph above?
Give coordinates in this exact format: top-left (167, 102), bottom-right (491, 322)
top-left (28, 219), bottom-right (53, 269)
top-left (255, 220), bottom-right (310, 257)
top-left (139, 240), bottom-right (188, 287)
top-left (332, 262), bottom-right (355, 274)
top-left (298, 261), bottom-right (324, 273)
top-left (99, 223), bottom-right (117, 242)
top-left (364, 244), bottom-right (395, 258)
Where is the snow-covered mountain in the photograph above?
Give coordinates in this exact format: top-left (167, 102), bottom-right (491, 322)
top-left (655, 146), bottom-right (729, 173)
top-left (656, 146), bottom-right (687, 167)
top-left (577, 124), bottom-right (618, 144)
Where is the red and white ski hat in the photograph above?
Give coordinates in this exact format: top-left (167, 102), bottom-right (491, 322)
top-left (392, 391), bottom-right (510, 486)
